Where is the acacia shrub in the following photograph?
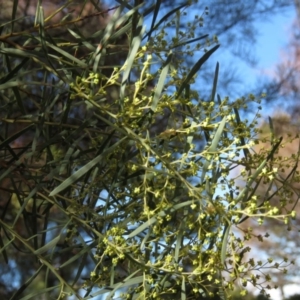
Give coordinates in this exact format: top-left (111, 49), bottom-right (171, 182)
top-left (0, 1), bottom-right (297, 299)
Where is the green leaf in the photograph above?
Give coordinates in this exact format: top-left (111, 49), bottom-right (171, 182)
top-left (88, 273), bottom-right (143, 298)
top-left (174, 221), bottom-right (184, 264)
top-left (151, 51), bottom-right (173, 112)
top-left (10, 0), bottom-right (19, 33)
top-left (34, 236), bottom-right (60, 255)
top-left (143, 3), bottom-right (187, 41)
top-left (0, 57), bottom-right (29, 84)
top-left (177, 44), bottom-right (220, 98)
top-left (236, 137), bottom-right (283, 204)
top-left (120, 15), bottom-right (145, 108)
top-left (211, 62), bottom-right (219, 102)
top-left (0, 232), bottom-right (13, 262)
top-left (171, 35), bottom-right (209, 49)
top-left (49, 136), bottom-right (127, 196)
top-left (38, 6), bottom-right (55, 71)
top-left (221, 225), bottom-right (231, 266)
top-left (17, 286), bottom-right (59, 300)
top-left (200, 115), bottom-right (227, 184)
top-left (147, 0), bottom-right (161, 40)
top-left (181, 275), bottom-right (186, 300)
top-left (128, 200), bottom-right (194, 238)
top-left (208, 115), bottom-right (227, 152)
top-left (0, 124), bottom-right (34, 153)
top-left (47, 43), bottom-right (88, 68)
top-left (10, 265), bottom-right (45, 300)
top-left (59, 241), bottom-right (96, 269)
top-left (233, 107), bottom-right (251, 159)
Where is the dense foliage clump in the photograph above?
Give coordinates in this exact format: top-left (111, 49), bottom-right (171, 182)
top-left (0, 1), bottom-right (298, 299)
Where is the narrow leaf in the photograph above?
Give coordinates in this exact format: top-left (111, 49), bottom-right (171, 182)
top-left (10, 265), bottom-right (44, 300)
top-left (233, 107), bottom-right (250, 159)
top-left (147, 0), bottom-right (161, 40)
top-left (120, 15), bottom-right (145, 107)
top-left (181, 275), bottom-right (186, 300)
top-left (211, 62), bottom-right (219, 102)
top-left (0, 124), bottom-right (34, 151)
top-left (221, 225), bottom-right (231, 266)
top-left (208, 115), bottom-right (227, 152)
top-left (49, 137), bottom-right (127, 196)
top-left (200, 116), bottom-right (227, 184)
top-left (0, 57), bottom-right (29, 84)
top-left (128, 200), bottom-right (194, 238)
top-left (236, 137), bottom-right (283, 204)
top-left (171, 35), bottom-right (209, 49)
top-left (177, 44), bottom-right (220, 98)
top-left (34, 236), bottom-right (60, 255)
top-left (151, 51), bottom-right (173, 112)
top-left (11, 0), bottom-right (19, 32)
top-left (15, 286), bottom-right (59, 300)
top-left (143, 4), bottom-right (187, 41)
top-left (59, 242), bottom-right (96, 269)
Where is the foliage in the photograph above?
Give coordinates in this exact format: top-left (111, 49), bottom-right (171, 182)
top-left (0, 1), bottom-right (298, 299)
top-left (237, 113), bottom-right (300, 292)
top-left (286, 295), bottom-right (300, 300)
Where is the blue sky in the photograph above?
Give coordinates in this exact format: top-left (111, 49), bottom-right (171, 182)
top-left (230, 7), bottom-right (296, 100)
top-left (255, 9), bottom-right (296, 69)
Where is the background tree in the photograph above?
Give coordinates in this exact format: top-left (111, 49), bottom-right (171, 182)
top-left (258, 1), bottom-right (300, 112)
